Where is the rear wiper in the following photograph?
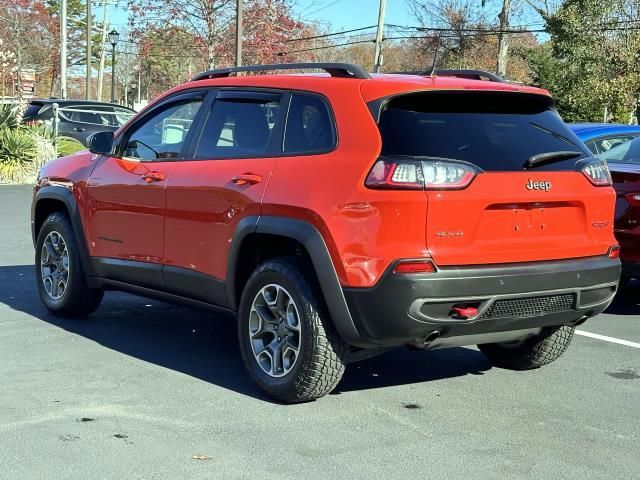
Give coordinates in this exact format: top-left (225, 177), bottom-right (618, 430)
top-left (529, 121), bottom-right (582, 150)
top-left (525, 151), bottom-right (581, 169)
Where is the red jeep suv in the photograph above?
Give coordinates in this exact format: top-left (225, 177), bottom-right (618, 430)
top-left (32, 63), bottom-right (620, 402)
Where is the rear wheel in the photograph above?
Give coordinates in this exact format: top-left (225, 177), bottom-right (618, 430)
top-left (478, 325), bottom-right (575, 370)
top-left (36, 212), bottom-right (103, 317)
top-left (238, 257), bottom-right (347, 403)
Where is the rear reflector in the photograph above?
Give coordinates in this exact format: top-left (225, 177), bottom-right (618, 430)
top-left (581, 159), bottom-right (612, 186)
top-left (394, 260), bottom-right (436, 274)
top-left (608, 245), bottom-right (620, 259)
top-left (366, 157), bottom-right (480, 190)
top-left (451, 306), bottom-right (479, 319)
top-left (624, 193), bottom-right (640, 206)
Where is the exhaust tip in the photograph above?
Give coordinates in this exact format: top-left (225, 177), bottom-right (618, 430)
top-left (423, 330), bottom-right (441, 345)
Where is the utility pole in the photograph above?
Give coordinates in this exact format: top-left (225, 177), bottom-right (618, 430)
top-left (235, 0), bottom-right (243, 67)
top-left (496, 0), bottom-right (511, 78)
top-left (373, 0), bottom-right (387, 73)
top-left (97, 1), bottom-right (109, 101)
top-left (60, 0), bottom-right (67, 98)
top-left (86, 0), bottom-right (92, 99)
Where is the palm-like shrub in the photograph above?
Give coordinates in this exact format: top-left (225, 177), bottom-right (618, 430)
top-left (0, 105), bottom-right (57, 184)
top-left (0, 104), bottom-right (20, 129)
top-left (0, 126), bottom-right (37, 183)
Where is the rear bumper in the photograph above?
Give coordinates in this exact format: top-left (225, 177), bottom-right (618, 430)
top-left (342, 256), bottom-right (620, 348)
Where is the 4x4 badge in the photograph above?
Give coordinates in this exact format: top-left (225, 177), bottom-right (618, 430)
top-left (526, 179), bottom-right (552, 191)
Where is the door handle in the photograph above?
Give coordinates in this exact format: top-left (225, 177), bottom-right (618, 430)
top-left (74, 127), bottom-right (85, 132)
top-left (232, 173), bottom-right (262, 186)
top-left (142, 171), bottom-right (165, 183)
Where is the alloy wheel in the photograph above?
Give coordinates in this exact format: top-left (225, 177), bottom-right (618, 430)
top-left (40, 231), bottom-right (70, 300)
top-left (249, 284), bottom-right (301, 378)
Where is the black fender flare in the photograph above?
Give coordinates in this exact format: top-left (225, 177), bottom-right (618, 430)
top-left (226, 216), bottom-right (366, 347)
top-left (32, 185), bottom-right (96, 278)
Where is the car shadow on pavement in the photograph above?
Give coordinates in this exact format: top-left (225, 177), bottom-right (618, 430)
top-left (604, 281), bottom-right (640, 316)
top-left (2, 264), bottom-right (506, 401)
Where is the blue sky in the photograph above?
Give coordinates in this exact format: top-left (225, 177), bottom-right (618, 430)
top-left (108, 0), bottom-right (414, 36)
top-left (295, 0), bottom-right (413, 30)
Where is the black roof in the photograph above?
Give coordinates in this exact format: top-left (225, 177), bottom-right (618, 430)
top-left (29, 98), bottom-right (135, 111)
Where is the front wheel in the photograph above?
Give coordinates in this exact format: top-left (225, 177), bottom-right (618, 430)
top-left (35, 212), bottom-right (104, 317)
top-left (238, 257), bottom-right (347, 403)
top-left (478, 325), bottom-right (575, 370)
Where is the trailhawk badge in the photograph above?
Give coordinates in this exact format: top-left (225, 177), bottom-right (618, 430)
top-left (526, 179), bottom-right (552, 191)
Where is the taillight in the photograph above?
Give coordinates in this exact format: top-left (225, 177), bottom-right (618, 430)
top-left (393, 259), bottom-right (436, 274)
top-left (365, 157), bottom-right (480, 190)
top-left (608, 245), bottom-right (620, 259)
top-left (624, 193), bottom-right (640, 206)
top-left (581, 159), bottom-right (612, 186)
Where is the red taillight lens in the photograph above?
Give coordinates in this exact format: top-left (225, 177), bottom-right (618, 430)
top-left (581, 159), bottom-right (612, 186)
top-left (624, 193), bottom-right (640, 206)
top-left (393, 260), bottom-right (436, 274)
top-left (608, 245), bottom-right (620, 259)
top-left (366, 157), bottom-right (479, 190)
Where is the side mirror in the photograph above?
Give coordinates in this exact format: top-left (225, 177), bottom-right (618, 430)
top-left (87, 131), bottom-right (114, 155)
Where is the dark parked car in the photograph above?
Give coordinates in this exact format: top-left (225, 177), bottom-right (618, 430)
top-left (597, 137), bottom-right (640, 283)
top-left (23, 99), bottom-right (135, 146)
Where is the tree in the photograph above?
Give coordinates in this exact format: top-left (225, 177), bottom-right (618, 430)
top-left (536, 0), bottom-right (640, 122)
top-left (128, 0), bottom-right (234, 69)
top-left (0, 0), bottom-right (54, 99)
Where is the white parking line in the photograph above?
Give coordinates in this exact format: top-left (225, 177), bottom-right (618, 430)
top-left (575, 330), bottom-right (640, 349)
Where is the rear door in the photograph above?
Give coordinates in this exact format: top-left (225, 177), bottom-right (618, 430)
top-left (377, 91), bottom-right (616, 266)
top-left (162, 89), bottom-right (286, 304)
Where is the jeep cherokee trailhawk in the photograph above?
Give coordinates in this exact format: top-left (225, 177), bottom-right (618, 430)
top-left (32, 63), bottom-right (621, 402)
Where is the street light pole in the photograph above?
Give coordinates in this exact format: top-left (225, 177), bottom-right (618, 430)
top-left (235, 0), bottom-right (243, 68)
top-left (60, 0), bottom-right (67, 98)
top-left (86, 0), bottom-right (92, 99)
top-left (108, 29), bottom-right (119, 103)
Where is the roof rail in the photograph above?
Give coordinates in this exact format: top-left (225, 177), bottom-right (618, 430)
top-left (191, 62), bottom-right (372, 81)
top-left (393, 69), bottom-right (506, 83)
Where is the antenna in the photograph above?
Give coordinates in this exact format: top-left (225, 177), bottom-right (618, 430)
top-left (428, 36), bottom-right (440, 77)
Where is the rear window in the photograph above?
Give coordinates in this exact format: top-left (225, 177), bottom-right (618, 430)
top-left (23, 103), bottom-right (44, 119)
top-left (377, 92), bottom-right (588, 171)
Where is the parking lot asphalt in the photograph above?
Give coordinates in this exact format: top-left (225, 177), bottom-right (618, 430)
top-left (1, 185), bottom-right (638, 480)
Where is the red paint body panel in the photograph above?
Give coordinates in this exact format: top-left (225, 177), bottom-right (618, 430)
top-left (425, 172), bottom-right (616, 265)
top-left (610, 165), bottom-right (640, 263)
top-left (164, 158), bottom-right (276, 279)
top-left (85, 156), bottom-right (174, 263)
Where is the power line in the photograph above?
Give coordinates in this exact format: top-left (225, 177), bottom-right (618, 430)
top-left (285, 25), bottom-right (377, 43)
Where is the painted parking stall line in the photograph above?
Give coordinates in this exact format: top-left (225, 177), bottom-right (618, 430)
top-left (576, 330), bottom-right (640, 349)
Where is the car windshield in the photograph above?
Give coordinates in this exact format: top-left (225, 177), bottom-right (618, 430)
top-left (599, 136), bottom-right (640, 164)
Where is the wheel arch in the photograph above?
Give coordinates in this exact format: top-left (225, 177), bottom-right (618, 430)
top-left (227, 215), bottom-right (365, 347)
top-left (32, 186), bottom-right (95, 277)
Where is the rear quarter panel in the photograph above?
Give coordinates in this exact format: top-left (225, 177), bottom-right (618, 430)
top-left (262, 83), bottom-right (429, 288)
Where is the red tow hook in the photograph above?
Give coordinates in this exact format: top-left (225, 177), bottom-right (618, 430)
top-left (451, 306), bottom-right (479, 319)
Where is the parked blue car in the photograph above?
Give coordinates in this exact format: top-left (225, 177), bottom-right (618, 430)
top-left (570, 123), bottom-right (640, 155)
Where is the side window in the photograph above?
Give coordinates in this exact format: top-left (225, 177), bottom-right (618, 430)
top-left (584, 140), bottom-right (599, 155)
top-left (113, 106), bottom-right (135, 127)
top-left (594, 135), bottom-right (635, 153)
top-left (194, 94), bottom-right (281, 159)
top-left (122, 99), bottom-right (202, 161)
top-left (283, 93), bottom-right (336, 154)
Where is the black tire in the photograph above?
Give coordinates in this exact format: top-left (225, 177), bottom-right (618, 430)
top-left (478, 325), bottom-right (575, 370)
top-left (238, 257), bottom-right (347, 403)
top-left (35, 212), bottom-right (103, 317)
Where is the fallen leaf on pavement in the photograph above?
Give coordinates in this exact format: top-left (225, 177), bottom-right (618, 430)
top-left (192, 455), bottom-right (212, 461)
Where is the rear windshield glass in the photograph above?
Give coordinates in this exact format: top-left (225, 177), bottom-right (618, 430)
top-left (23, 103), bottom-right (44, 119)
top-left (377, 92), bottom-right (588, 171)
